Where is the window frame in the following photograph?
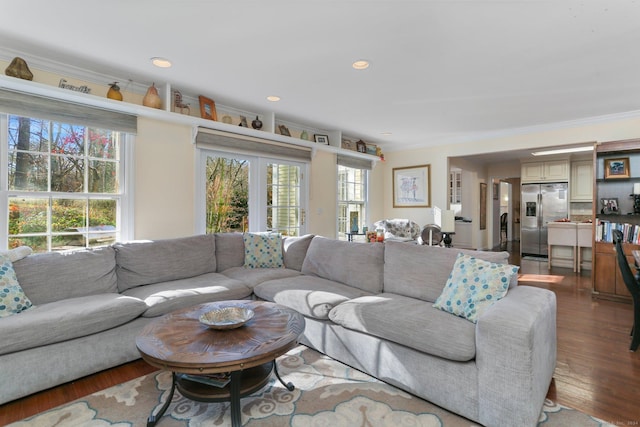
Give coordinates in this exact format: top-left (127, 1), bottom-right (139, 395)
top-left (337, 164), bottom-right (369, 240)
top-left (0, 114), bottom-right (134, 252)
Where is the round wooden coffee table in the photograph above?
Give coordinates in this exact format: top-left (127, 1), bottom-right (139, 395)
top-left (136, 300), bottom-right (305, 427)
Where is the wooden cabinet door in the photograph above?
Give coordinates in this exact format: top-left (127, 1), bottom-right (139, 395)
top-left (521, 162), bottom-right (544, 182)
top-left (594, 249), bottom-right (617, 295)
top-left (544, 160), bottom-right (570, 181)
top-left (570, 160), bottom-right (593, 201)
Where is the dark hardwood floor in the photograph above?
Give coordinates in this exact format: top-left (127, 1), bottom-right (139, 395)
top-left (1, 241), bottom-right (639, 425)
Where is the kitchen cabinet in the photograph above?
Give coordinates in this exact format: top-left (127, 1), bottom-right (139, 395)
top-left (570, 160), bottom-right (593, 201)
top-left (521, 160), bottom-right (569, 183)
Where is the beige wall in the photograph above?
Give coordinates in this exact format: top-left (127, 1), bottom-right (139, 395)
top-left (134, 118), bottom-right (196, 239)
top-left (381, 116), bottom-right (640, 248)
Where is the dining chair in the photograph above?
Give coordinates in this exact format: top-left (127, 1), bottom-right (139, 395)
top-left (612, 229), bottom-right (640, 351)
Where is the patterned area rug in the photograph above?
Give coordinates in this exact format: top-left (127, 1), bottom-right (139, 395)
top-left (10, 346), bottom-right (612, 427)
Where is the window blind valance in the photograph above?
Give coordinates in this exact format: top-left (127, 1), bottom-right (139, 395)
top-left (195, 127), bottom-right (312, 161)
top-left (337, 153), bottom-right (373, 170)
top-left (0, 88), bottom-right (137, 134)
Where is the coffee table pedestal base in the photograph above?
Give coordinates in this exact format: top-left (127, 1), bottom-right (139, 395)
top-left (146, 361), bottom-right (294, 427)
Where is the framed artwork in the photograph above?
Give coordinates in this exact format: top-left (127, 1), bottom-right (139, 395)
top-left (600, 198), bottom-right (620, 214)
top-left (480, 183), bottom-right (487, 230)
top-left (356, 140), bottom-right (367, 153)
top-left (392, 164), bottom-right (431, 208)
top-left (314, 134), bottom-right (329, 145)
top-left (604, 157), bottom-right (630, 179)
top-left (198, 96), bottom-right (217, 121)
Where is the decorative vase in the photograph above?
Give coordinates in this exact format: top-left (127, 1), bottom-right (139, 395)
top-left (5, 57), bottom-right (33, 81)
top-left (142, 83), bottom-right (162, 109)
top-left (251, 116), bottom-right (263, 130)
top-left (107, 82), bottom-right (123, 101)
top-left (300, 130), bottom-right (309, 140)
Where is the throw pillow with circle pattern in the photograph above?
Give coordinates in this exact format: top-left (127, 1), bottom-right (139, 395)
top-left (243, 232), bottom-right (284, 268)
top-left (433, 252), bottom-right (519, 323)
top-left (0, 253), bottom-right (33, 318)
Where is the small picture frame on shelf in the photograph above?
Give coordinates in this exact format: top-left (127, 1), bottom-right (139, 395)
top-left (356, 140), bottom-right (367, 153)
top-left (278, 125), bottom-right (291, 136)
top-left (601, 198), bottom-right (620, 215)
top-left (198, 96), bottom-right (217, 121)
top-left (314, 134), bottom-right (329, 145)
top-left (604, 157), bottom-right (630, 179)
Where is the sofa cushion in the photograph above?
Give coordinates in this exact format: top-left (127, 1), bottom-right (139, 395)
top-left (12, 247), bottom-right (118, 305)
top-left (383, 241), bottom-right (514, 303)
top-left (433, 253), bottom-right (518, 323)
top-left (215, 232), bottom-right (245, 272)
top-left (114, 234), bottom-right (217, 292)
top-left (243, 232), bottom-right (284, 268)
top-left (301, 236), bottom-right (384, 293)
top-left (221, 266), bottom-right (302, 288)
top-left (254, 275), bottom-right (373, 320)
top-left (0, 254), bottom-right (33, 318)
top-left (0, 294), bottom-right (147, 356)
top-left (0, 246), bottom-right (32, 262)
top-left (122, 272), bottom-right (252, 317)
top-left (282, 234), bottom-right (314, 271)
top-left (328, 293), bottom-right (477, 361)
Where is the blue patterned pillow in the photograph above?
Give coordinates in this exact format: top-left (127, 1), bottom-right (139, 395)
top-left (433, 253), bottom-right (518, 323)
top-left (243, 232), bottom-right (284, 268)
top-left (0, 253), bottom-right (33, 318)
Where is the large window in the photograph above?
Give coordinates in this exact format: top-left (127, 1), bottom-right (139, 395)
top-left (338, 165), bottom-right (368, 239)
top-left (199, 150), bottom-right (306, 236)
top-left (1, 114), bottom-right (129, 252)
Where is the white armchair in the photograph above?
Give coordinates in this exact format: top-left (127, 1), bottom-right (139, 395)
top-left (373, 218), bottom-right (422, 242)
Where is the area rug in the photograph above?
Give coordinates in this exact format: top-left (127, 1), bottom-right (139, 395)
top-left (9, 345), bottom-right (612, 427)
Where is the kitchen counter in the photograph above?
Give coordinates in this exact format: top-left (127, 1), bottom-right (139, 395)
top-left (547, 222), bottom-right (593, 271)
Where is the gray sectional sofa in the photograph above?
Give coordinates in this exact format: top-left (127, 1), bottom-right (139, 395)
top-left (0, 233), bottom-right (556, 427)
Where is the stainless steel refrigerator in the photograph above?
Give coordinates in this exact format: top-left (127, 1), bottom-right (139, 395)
top-left (521, 182), bottom-right (569, 257)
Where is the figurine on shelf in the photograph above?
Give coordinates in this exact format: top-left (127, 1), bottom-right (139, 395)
top-left (5, 57), bottom-right (33, 81)
top-left (251, 116), bottom-right (263, 130)
top-left (173, 90), bottom-right (190, 115)
top-left (107, 82), bottom-right (123, 101)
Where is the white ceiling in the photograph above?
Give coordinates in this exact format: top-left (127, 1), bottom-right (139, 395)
top-left (1, 0), bottom-right (639, 153)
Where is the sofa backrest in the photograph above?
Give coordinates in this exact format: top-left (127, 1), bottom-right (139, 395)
top-left (215, 232), bottom-right (315, 272)
top-left (301, 236), bottom-right (385, 293)
top-left (12, 247), bottom-right (118, 305)
top-left (383, 241), bottom-right (514, 302)
top-left (114, 234), bottom-right (217, 292)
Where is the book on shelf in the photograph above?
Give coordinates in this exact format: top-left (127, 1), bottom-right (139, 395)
top-left (595, 218), bottom-right (640, 244)
top-left (179, 373), bottom-right (231, 388)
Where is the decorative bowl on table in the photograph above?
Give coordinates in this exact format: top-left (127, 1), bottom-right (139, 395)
top-left (199, 306), bottom-right (255, 330)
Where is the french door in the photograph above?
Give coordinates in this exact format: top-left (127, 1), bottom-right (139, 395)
top-left (197, 150), bottom-right (307, 236)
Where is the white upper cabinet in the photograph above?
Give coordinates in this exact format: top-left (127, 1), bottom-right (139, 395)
top-left (521, 160), bottom-right (569, 183)
top-left (570, 160), bottom-right (593, 202)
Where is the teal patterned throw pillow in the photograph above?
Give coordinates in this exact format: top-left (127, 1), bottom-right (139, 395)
top-left (0, 253), bottom-right (33, 318)
top-left (243, 232), bottom-right (284, 268)
top-left (433, 253), bottom-right (518, 323)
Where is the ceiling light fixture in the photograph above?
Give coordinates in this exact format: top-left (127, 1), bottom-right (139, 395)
top-left (352, 60), bottom-right (370, 70)
top-left (381, 132), bottom-right (392, 136)
top-left (267, 95), bottom-right (281, 102)
top-left (150, 57), bottom-right (172, 68)
top-left (531, 146), bottom-right (593, 156)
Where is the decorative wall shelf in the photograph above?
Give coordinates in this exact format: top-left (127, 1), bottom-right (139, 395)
top-left (0, 73), bottom-right (380, 165)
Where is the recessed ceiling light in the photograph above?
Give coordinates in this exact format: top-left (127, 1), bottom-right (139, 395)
top-left (267, 95), bottom-right (281, 102)
top-left (381, 132), bottom-right (392, 136)
top-left (150, 57), bottom-right (172, 68)
top-left (352, 60), bottom-right (370, 70)
top-left (531, 146), bottom-right (593, 156)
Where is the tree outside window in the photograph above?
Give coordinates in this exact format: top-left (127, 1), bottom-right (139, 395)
top-left (338, 165), bottom-right (367, 240)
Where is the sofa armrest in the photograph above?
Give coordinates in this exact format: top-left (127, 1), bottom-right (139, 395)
top-left (475, 286), bottom-right (557, 427)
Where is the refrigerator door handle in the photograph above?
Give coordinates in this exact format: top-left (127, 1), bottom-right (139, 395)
top-left (538, 193), bottom-right (543, 228)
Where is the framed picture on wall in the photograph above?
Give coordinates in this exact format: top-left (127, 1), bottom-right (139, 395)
top-left (480, 183), bottom-right (487, 230)
top-left (198, 96), bottom-right (217, 121)
top-left (392, 164), bottom-right (431, 208)
top-left (604, 158), bottom-right (630, 179)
